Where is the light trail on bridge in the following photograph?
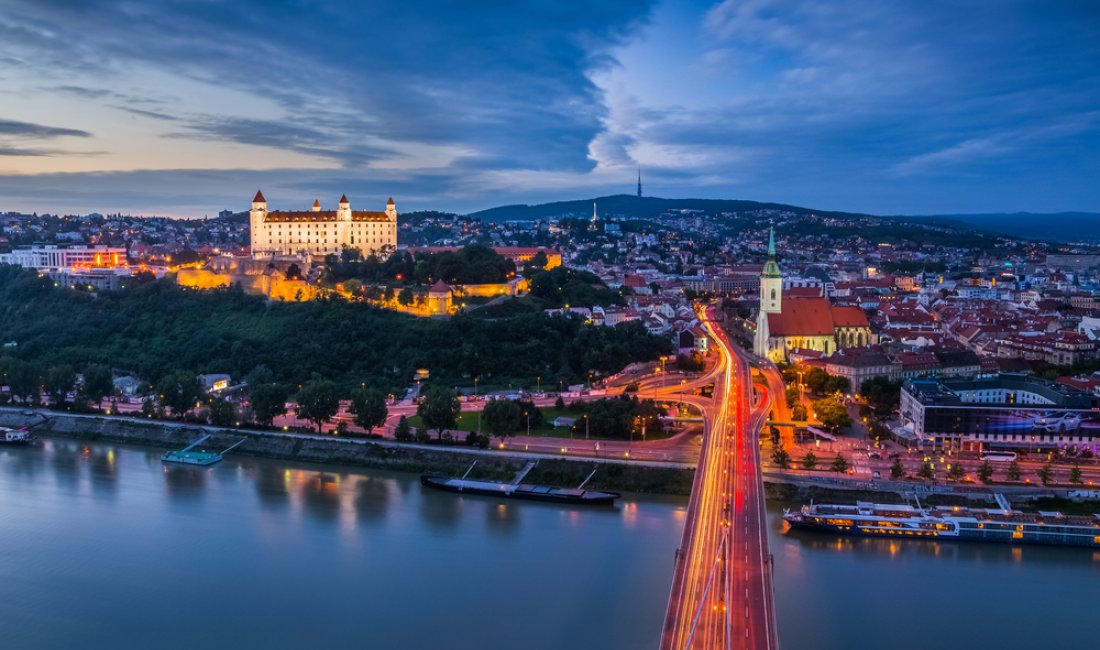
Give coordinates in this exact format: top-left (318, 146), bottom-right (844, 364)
top-left (660, 307), bottom-right (779, 650)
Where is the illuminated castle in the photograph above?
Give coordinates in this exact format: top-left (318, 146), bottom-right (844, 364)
top-left (249, 190), bottom-right (397, 258)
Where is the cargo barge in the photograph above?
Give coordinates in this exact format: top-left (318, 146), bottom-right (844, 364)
top-left (784, 501), bottom-right (1100, 548)
top-left (420, 475), bottom-right (620, 505)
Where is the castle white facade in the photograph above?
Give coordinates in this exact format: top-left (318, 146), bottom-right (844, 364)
top-left (249, 190), bottom-right (397, 258)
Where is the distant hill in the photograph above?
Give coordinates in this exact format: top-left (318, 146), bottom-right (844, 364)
top-left (465, 195), bottom-right (1098, 246)
top-left (895, 212), bottom-right (1100, 244)
top-left (466, 194), bottom-right (861, 222)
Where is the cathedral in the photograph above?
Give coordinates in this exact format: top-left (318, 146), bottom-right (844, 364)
top-left (753, 229), bottom-right (875, 362)
top-left (249, 190), bottom-right (397, 258)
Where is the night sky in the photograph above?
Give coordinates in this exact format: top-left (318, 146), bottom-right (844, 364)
top-left (1, 0), bottom-right (1097, 216)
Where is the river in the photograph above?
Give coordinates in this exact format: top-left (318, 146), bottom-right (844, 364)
top-left (1, 439), bottom-right (1097, 650)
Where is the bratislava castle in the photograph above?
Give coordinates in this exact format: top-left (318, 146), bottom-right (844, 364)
top-left (249, 190), bottom-right (397, 258)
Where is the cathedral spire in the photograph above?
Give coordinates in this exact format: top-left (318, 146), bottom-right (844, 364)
top-left (767, 227), bottom-right (776, 257)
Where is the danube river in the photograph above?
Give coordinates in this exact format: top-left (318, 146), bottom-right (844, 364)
top-left (2, 440), bottom-right (1098, 650)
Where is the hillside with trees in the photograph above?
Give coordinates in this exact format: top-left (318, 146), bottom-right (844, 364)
top-left (0, 265), bottom-right (669, 397)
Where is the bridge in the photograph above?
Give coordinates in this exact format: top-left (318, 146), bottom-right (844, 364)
top-left (660, 308), bottom-right (779, 650)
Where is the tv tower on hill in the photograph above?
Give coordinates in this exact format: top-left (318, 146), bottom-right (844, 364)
top-left (636, 168), bottom-right (642, 197)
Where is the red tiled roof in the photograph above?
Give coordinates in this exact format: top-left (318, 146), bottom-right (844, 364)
top-left (313, 199), bottom-right (321, 208)
top-left (263, 210), bottom-right (389, 222)
top-left (832, 305), bottom-right (870, 328)
top-left (387, 197), bottom-right (395, 205)
top-left (429, 279), bottom-right (451, 292)
top-left (623, 274), bottom-right (647, 288)
top-left (768, 299), bottom-right (836, 336)
top-left (339, 194), bottom-right (349, 203)
top-left (253, 190), bottom-right (266, 203)
top-left (785, 287), bottom-right (823, 299)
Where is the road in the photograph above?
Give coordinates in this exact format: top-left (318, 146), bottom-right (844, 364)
top-left (660, 308), bottom-right (779, 650)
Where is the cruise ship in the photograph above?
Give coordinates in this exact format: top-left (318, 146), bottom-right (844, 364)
top-left (784, 502), bottom-right (1100, 548)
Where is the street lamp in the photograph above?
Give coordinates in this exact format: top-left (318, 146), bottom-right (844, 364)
top-left (524, 410), bottom-right (530, 437)
top-left (583, 414), bottom-right (590, 440)
top-left (537, 376), bottom-right (541, 395)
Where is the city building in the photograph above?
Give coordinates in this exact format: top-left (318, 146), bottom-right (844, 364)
top-left (753, 230), bottom-right (876, 361)
top-left (899, 374), bottom-right (1100, 451)
top-left (0, 244), bottom-right (133, 290)
top-left (249, 191), bottom-right (397, 258)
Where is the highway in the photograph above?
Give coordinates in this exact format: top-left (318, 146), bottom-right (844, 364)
top-left (660, 308), bottom-right (779, 650)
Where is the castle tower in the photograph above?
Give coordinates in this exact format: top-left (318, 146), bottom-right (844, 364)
top-left (338, 194), bottom-right (351, 221)
top-left (760, 228), bottom-right (782, 314)
top-left (311, 199), bottom-right (321, 213)
top-left (386, 197), bottom-right (397, 221)
top-left (249, 190), bottom-right (267, 256)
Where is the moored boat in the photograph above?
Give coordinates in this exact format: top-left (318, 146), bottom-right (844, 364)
top-left (420, 475), bottom-right (620, 505)
top-left (0, 426), bottom-right (33, 444)
top-left (784, 501), bottom-right (1100, 548)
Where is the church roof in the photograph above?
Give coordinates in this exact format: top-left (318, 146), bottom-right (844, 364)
top-left (253, 190), bottom-right (266, 203)
top-left (767, 298), bottom-right (835, 336)
top-left (831, 305), bottom-right (871, 328)
top-left (767, 299), bottom-right (871, 337)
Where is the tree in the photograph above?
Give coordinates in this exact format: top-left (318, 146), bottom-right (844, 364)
top-left (785, 386), bottom-right (801, 408)
top-left (978, 460), bottom-right (994, 484)
top-left (769, 425), bottom-right (781, 448)
top-left (141, 397), bottom-right (156, 418)
top-left (207, 398), bottom-right (236, 427)
top-left (295, 379), bottom-right (340, 433)
top-left (45, 364), bottom-right (76, 407)
top-left (350, 388), bottom-right (388, 435)
top-left (394, 415), bottom-right (412, 442)
top-left (1070, 465), bottom-right (1083, 485)
top-left (947, 463), bottom-right (966, 481)
top-left (801, 451), bottom-right (818, 470)
top-left (791, 403), bottom-right (808, 421)
top-left (860, 377), bottom-right (903, 416)
top-left (285, 263), bottom-right (302, 280)
top-left (82, 364), bottom-right (115, 412)
top-left (1007, 460), bottom-right (1022, 481)
top-left (917, 462), bottom-right (934, 480)
top-left (156, 370), bottom-right (202, 418)
top-left (890, 457), bottom-right (905, 480)
top-left (7, 359), bottom-right (43, 405)
top-left (830, 453), bottom-right (850, 474)
top-left (1037, 463), bottom-right (1053, 486)
top-left (812, 396), bottom-right (852, 433)
top-left (417, 385), bottom-right (460, 442)
top-left (250, 383), bottom-right (289, 427)
top-left (482, 398), bottom-right (522, 443)
top-left (397, 287), bottom-right (414, 307)
top-left (771, 447), bottom-right (791, 469)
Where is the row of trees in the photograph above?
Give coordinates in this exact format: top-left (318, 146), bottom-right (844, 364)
top-left (0, 357), bottom-right (114, 409)
top-left (323, 245), bottom-right (517, 287)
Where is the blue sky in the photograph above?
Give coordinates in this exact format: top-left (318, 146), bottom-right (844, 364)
top-left (0, 0), bottom-right (1097, 216)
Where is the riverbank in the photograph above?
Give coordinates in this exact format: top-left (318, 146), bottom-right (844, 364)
top-left (0, 408), bottom-right (696, 496)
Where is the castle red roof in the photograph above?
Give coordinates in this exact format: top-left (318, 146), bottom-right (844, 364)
top-left (429, 279), bottom-right (452, 293)
top-left (263, 210), bottom-right (389, 223)
top-left (387, 197), bottom-right (395, 205)
top-left (253, 190), bottom-right (266, 203)
top-left (313, 199), bottom-right (321, 208)
top-left (339, 194), bottom-right (349, 203)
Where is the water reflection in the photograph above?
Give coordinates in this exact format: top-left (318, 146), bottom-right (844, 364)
top-left (486, 500), bottom-right (521, 535)
top-left (162, 465), bottom-right (208, 501)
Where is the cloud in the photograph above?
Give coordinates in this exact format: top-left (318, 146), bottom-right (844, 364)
top-left (0, 119), bottom-right (91, 138)
top-left (0, 0), bottom-right (1097, 214)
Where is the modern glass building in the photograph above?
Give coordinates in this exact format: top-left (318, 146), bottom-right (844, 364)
top-left (900, 374), bottom-right (1100, 451)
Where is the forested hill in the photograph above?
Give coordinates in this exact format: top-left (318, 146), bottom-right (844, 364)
top-left (466, 195), bottom-right (861, 222)
top-left (0, 266), bottom-right (669, 395)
